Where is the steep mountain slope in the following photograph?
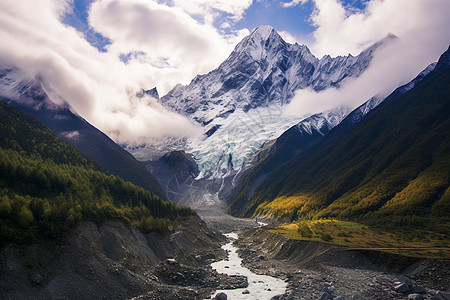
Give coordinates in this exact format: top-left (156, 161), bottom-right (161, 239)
top-left (161, 26), bottom-right (395, 125)
top-left (0, 67), bottom-right (166, 199)
top-left (143, 150), bottom-right (200, 203)
top-left (226, 62), bottom-right (437, 207)
top-left (0, 100), bottom-right (194, 243)
top-left (228, 46), bottom-right (450, 232)
top-left (221, 106), bottom-right (351, 201)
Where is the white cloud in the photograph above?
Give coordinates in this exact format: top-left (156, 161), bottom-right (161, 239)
top-left (171, 0), bottom-right (253, 23)
top-left (0, 0), bottom-right (220, 145)
top-left (278, 30), bottom-right (299, 44)
top-left (221, 22), bottom-right (231, 29)
top-left (281, 0), bottom-right (308, 8)
top-left (310, 0), bottom-right (450, 57)
top-left (88, 0), bottom-right (250, 95)
top-left (285, 0), bottom-right (450, 117)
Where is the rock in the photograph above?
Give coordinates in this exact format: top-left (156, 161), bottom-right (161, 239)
top-left (399, 276), bottom-right (413, 288)
top-left (258, 255), bottom-right (265, 260)
top-left (320, 292), bottom-right (332, 300)
top-left (408, 294), bottom-right (423, 300)
top-left (412, 286), bottom-right (427, 294)
top-left (395, 283), bottom-right (411, 293)
top-left (214, 292), bottom-right (227, 300)
top-left (242, 249), bottom-right (252, 255)
top-left (335, 297), bottom-right (345, 300)
top-left (30, 273), bottom-right (43, 285)
top-left (432, 292), bottom-right (449, 300)
top-left (242, 289), bottom-right (250, 294)
top-left (166, 258), bottom-right (177, 265)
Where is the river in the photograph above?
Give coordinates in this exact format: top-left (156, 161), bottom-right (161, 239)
top-left (209, 233), bottom-right (287, 299)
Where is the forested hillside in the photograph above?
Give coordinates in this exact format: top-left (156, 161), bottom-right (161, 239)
top-left (0, 100), bottom-right (195, 244)
top-left (229, 47), bottom-right (450, 233)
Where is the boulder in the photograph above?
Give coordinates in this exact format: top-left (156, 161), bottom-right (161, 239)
top-left (30, 273), bottom-right (43, 285)
top-left (408, 294), bottom-right (423, 300)
top-left (399, 276), bottom-right (413, 288)
top-left (412, 286), bottom-right (427, 294)
top-left (395, 283), bottom-right (411, 293)
top-left (432, 291), bottom-right (449, 300)
top-left (166, 258), bottom-right (177, 265)
top-left (320, 292), bottom-right (332, 300)
top-left (214, 292), bottom-right (227, 300)
top-left (242, 289), bottom-right (250, 294)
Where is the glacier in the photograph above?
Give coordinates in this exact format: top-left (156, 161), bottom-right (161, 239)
top-left (188, 106), bottom-right (308, 179)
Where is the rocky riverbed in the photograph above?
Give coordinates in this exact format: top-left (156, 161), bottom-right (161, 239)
top-left (232, 227), bottom-right (450, 300)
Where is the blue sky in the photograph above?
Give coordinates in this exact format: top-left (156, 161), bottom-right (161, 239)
top-left (63, 0), bottom-right (111, 51)
top-left (233, 1), bottom-right (316, 41)
top-left (64, 0), bottom-right (368, 53)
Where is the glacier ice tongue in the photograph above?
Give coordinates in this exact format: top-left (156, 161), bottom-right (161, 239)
top-left (187, 106), bottom-right (307, 179)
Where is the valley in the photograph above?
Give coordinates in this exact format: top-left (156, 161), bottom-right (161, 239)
top-left (0, 7), bottom-right (449, 299)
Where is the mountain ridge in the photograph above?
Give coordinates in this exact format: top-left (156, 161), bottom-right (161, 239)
top-left (0, 66), bottom-right (167, 199)
top-left (149, 26), bottom-right (397, 182)
top-left (227, 46), bottom-right (450, 231)
top-left (161, 26), bottom-right (396, 125)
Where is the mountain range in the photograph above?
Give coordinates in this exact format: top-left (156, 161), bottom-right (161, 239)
top-left (0, 26), bottom-right (448, 234)
top-left (227, 46), bottom-right (450, 233)
top-left (151, 26), bottom-right (397, 180)
top-left (224, 60), bottom-right (438, 208)
top-left (162, 26), bottom-right (395, 125)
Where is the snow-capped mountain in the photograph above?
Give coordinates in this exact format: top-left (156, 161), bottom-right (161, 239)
top-left (161, 26), bottom-right (395, 125)
top-left (0, 66), bottom-right (65, 111)
top-left (147, 26), bottom-right (396, 180)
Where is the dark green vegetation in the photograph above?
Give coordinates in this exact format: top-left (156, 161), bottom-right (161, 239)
top-left (10, 101), bottom-right (167, 200)
top-left (229, 47), bottom-right (450, 236)
top-left (0, 100), bottom-right (195, 244)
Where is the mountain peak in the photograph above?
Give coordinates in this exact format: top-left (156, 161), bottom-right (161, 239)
top-left (250, 25), bottom-right (275, 40)
top-left (434, 45), bottom-right (450, 71)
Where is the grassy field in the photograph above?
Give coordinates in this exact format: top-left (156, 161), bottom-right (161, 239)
top-left (270, 220), bottom-right (450, 259)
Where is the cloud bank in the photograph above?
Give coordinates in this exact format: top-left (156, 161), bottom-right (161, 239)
top-left (285, 0), bottom-right (450, 116)
top-left (0, 0), bottom-right (448, 146)
top-left (0, 0), bottom-right (250, 145)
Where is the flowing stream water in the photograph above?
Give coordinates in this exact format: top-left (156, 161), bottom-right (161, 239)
top-left (209, 233), bottom-right (287, 299)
